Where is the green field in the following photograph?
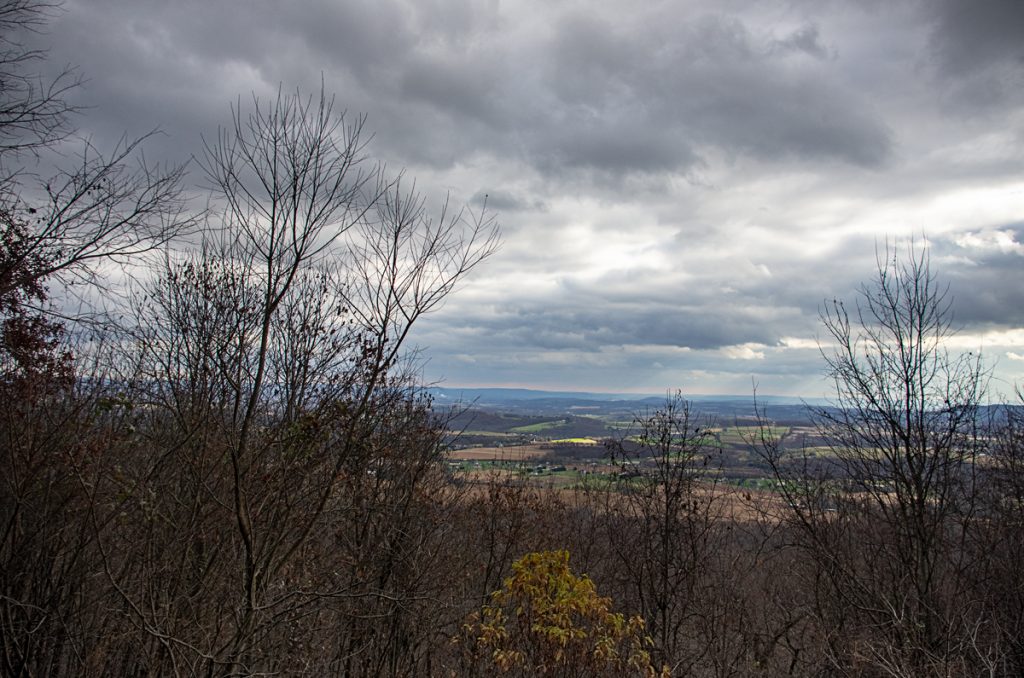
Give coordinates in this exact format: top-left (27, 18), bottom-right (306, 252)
top-left (456, 430), bottom-right (521, 438)
top-left (509, 419), bottom-right (566, 434)
top-left (716, 425), bottom-right (790, 445)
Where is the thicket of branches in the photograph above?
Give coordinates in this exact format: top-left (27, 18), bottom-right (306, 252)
top-left (2, 3), bottom-right (1023, 676)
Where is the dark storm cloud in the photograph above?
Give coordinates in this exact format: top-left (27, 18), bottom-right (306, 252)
top-left (438, 287), bottom-right (796, 354)
top-left (770, 24), bottom-right (830, 60)
top-left (685, 70), bottom-right (890, 167)
top-left (470, 190), bottom-right (544, 213)
top-left (532, 124), bottom-right (699, 176)
top-left (938, 226), bottom-right (1024, 327)
top-left (523, 10), bottom-right (892, 178)
top-left (928, 0), bottom-right (1024, 77)
top-left (35, 0), bottom-right (430, 165)
top-left (924, 0), bottom-right (1024, 113)
top-left (36, 0), bottom-right (896, 182)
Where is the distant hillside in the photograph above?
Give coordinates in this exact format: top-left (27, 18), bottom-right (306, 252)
top-left (431, 386), bottom-right (822, 405)
top-left (429, 387), bottom-right (660, 403)
top-left (429, 387), bottom-right (825, 425)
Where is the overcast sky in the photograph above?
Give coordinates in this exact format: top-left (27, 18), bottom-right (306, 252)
top-left (26, 0), bottom-right (1024, 397)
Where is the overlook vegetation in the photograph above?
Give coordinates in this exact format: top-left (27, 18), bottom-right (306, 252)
top-left (3, 3), bottom-right (1024, 677)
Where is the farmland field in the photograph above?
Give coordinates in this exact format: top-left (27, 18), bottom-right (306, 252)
top-left (447, 444), bottom-right (552, 461)
top-left (508, 419), bottom-right (567, 433)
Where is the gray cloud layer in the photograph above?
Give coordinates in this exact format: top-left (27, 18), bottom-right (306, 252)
top-left (20, 0), bottom-right (1024, 395)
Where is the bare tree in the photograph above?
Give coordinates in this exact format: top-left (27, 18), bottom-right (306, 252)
top-left (0, 0), bottom-right (195, 322)
top-left (602, 393), bottom-right (727, 673)
top-left (967, 390), bottom-right (1024, 673)
top-left (77, 85), bottom-right (499, 676)
top-left (1, 136), bottom-right (193, 296)
top-left (755, 242), bottom-right (990, 676)
top-left (0, 0), bottom-right (79, 163)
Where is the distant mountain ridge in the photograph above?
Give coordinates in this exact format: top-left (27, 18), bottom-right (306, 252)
top-left (428, 386), bottom-right (818, 406)
top-left (429, 387), bottom-right (659, 402)
top-left (426, 387), bottom-right (830, 425)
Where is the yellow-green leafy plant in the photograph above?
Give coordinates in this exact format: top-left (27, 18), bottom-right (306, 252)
top-left (462, 549), bottom-right (670, 677)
